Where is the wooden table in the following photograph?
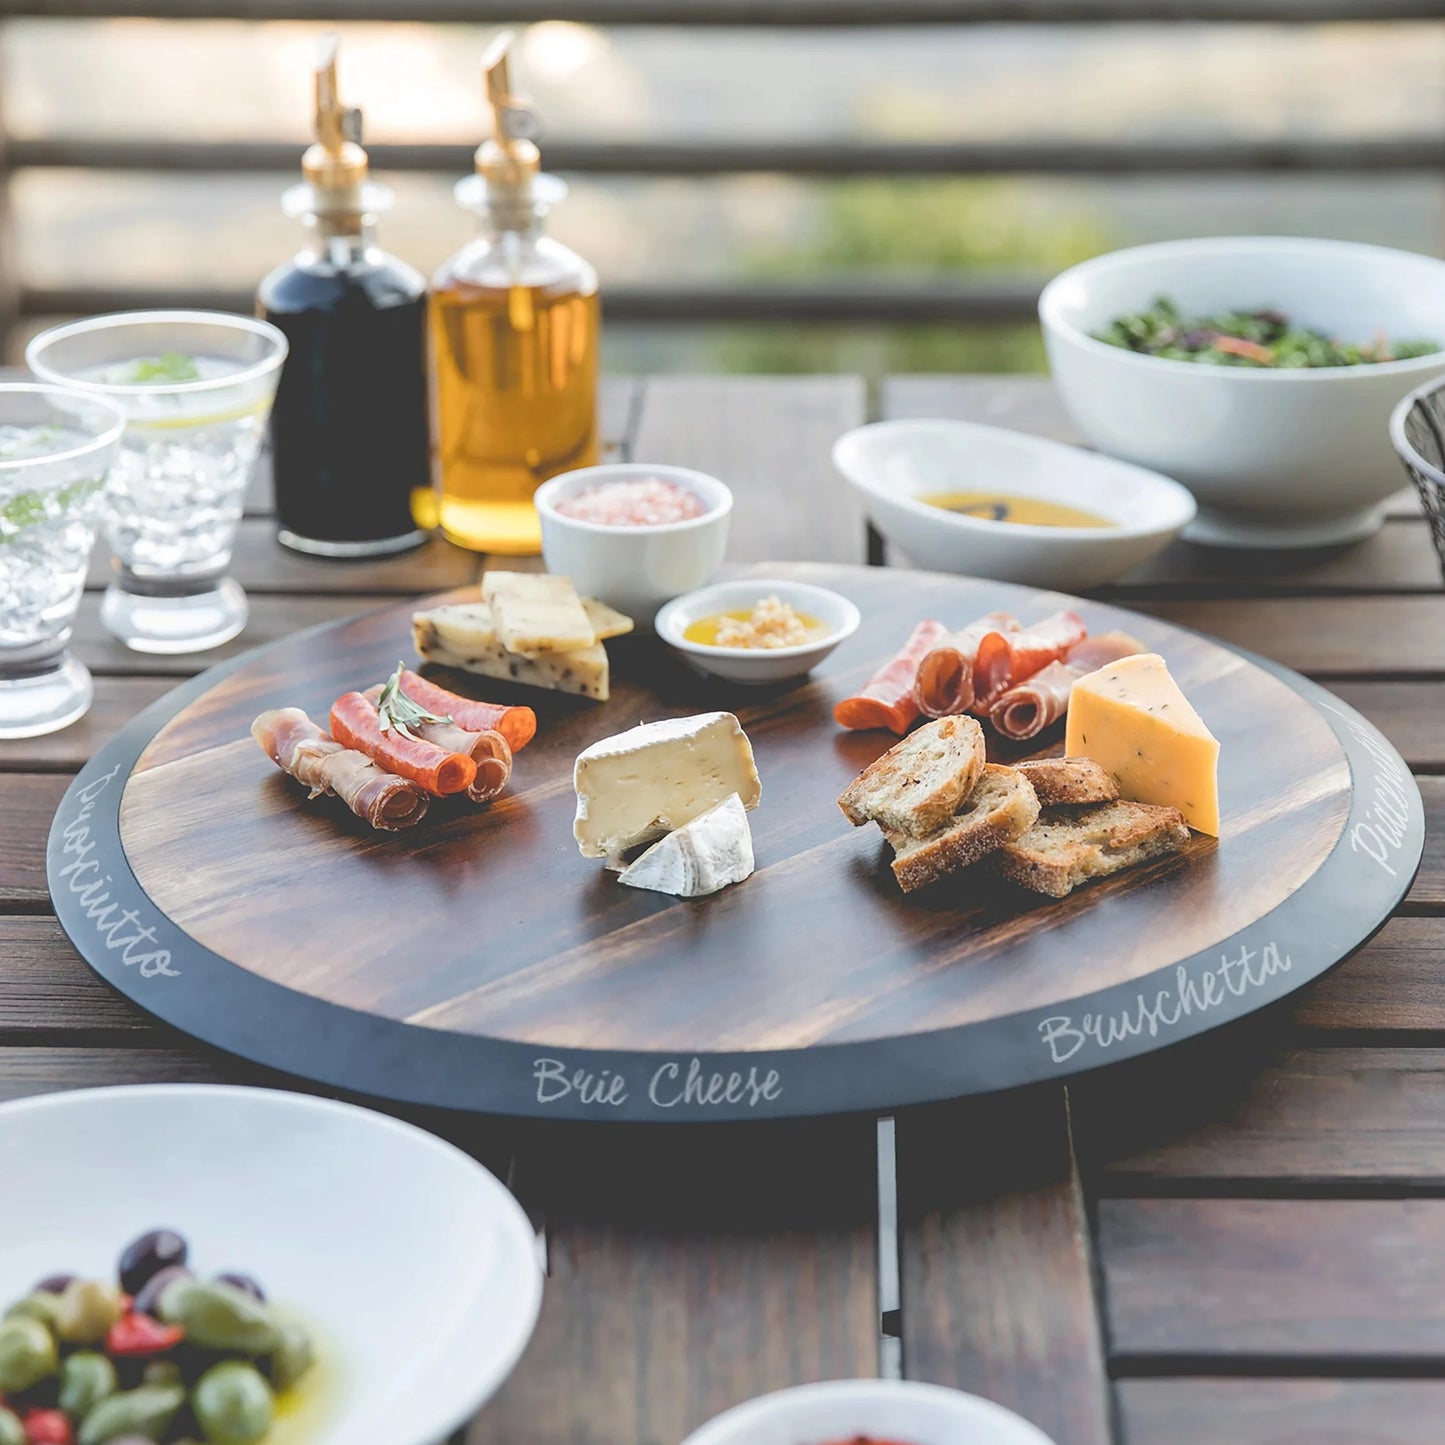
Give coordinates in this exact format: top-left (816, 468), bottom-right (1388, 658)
top-left (4, 373), bottom-right (1443, 1444)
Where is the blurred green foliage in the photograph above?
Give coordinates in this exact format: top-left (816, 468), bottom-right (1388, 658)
top-left (715, 177), bottom-right (1112, 376)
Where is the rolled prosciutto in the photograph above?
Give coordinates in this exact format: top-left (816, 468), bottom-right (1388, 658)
top-left (834, 619), bottom-right (950, 735)
top-left (971, 610), bottom-right (1088, 711)
top-left (330, 692), bottom-right (476, 797)
top-left (363, 685), bottom-right (513, 803)
top-left (251, 708), bottom-right (431, 831)
top-left (912, 612), bottom-right (1021, 718)
top-left (989, 631), bottom-right (1146, 741)
top-left (396, 669), bottom-right (536, 753)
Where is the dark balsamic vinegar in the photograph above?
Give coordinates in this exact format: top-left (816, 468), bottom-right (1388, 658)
top-left (260, 252), bottom-right (430, 556)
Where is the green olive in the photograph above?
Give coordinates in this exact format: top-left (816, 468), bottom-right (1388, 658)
top-left (60, 1349), bottom-right (119, 1417)
top-left (76, 1383), bottom-right (186, 1445)
top-left (267, 1319), bottom-right (314, 1393)
top-left (4, 1292), bottom-right (62, 1331)
top-left (141, 1358), bottom-right (183, 1387)
top-left (54, 1278), bottom-right (125, 1345)
top-left (0, 1314), bottom-right (58, 1393)
top-left (0, 1406), bottom-right (25, 1445)
top-left (192, 1360), bottom-right (274, 1445)
top-left (157, 1279), bottom-right (280, 1355)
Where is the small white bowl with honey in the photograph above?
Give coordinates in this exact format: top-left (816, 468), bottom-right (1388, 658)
top-left (656, 579), bottom-right (861, 685)
top-left (833, 418), bottom-right (1196, 590)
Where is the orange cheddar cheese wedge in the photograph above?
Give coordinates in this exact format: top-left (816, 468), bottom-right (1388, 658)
top-left (1065, 653), bottom-right (1220, 836)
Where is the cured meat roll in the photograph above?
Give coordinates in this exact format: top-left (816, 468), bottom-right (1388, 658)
top-left (362, 684), bottom-right (513, 803)
top-left (971, 610), bottom-right (1088, 711)
top-left (330, 692), bottom-right (477, 797)
top-left (834, 619), bottom-right (950, 734)
top-left (251, 708), bottom-right (431, 831)
top-left (989, 631), bottom-right (1146, 741)
top-left (395, 669), bottom-right (536, 753)
top-left (912, 612), bottom-right (1021, 718)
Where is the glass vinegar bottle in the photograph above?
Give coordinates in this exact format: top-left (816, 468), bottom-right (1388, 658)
top-left (426, 33), bottom-right (599, 555)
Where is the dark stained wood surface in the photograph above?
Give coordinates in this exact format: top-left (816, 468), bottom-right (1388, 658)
top-left (1, 374), bottom-right (1442, 1443)
top-left (115, 571), bottom-right (1349, 1059)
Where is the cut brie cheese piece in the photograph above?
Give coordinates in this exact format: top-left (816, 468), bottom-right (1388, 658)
top-left (482, 571), bottom-right (595, 656)
top-left (618, 793), bottom-right (754, 897)
top-left (573, 711), bottom-right (762, 866)
top-left (413, 607), bottom-right (609, 700)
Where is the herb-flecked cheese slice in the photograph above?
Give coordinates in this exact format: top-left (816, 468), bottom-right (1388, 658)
top-left (482, 571), bottom-right (595, 656)
top-left (413, 608), bottom-right (609, 701)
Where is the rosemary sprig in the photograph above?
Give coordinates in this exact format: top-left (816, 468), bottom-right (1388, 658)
top-left (376, 661), bottom-right (452, 742)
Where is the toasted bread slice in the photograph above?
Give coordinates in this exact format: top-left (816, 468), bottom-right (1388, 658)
top-left (838, 715), bottom-right (986, 836)
top-left (996, 800), bottom-right (1191, 899)
top-left (1014, 757), bottom-right (1119, 808)
top-left (883, 764), bottom-right (1039, 893)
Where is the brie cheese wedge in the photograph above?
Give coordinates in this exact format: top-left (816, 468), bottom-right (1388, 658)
top-left (618, 793), bottom-right (755, 898)
top-left (573, 711), bottom-right (762, 866)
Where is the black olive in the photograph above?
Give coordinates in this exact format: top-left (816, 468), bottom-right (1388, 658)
top-left (131, 1263), bottom-right (193, 1318)
top-left (118, 1230), bottom-right (189, 1297)
top-left (213, 1273), bottom-right (266, 1303)
top-left (31, 1273), bottom-right (76, 1296)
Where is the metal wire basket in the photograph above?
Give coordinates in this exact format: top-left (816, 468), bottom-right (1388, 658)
top-left (1392, 377), bottom-right (1445, 584)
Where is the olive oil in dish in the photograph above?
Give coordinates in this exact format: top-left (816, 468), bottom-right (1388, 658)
top-left (257, 37), bottom-right (431, 558)
top-left (918, 492), bottom-right (1114, 528)
top-left (428, 32), bottom-right (600, 555)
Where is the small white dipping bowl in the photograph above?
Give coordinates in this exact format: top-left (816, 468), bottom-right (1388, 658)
top-left (681, 1379), bottom-right (1057, 1445)
top-left (833, 418), bottom-right (1196, 591)
top-left (0, 1085), bottom-right (543, 1445)
top-left (656, 578), bottom-right (861, 685)
top-left (535, 462), bottom-right (732, 626)
top-left (1040, 236), bottom-right (1445, 547)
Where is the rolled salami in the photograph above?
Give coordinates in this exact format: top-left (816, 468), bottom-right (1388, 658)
top-left (988, 631), bottom-right (1146, 741)
top-left (251, 708), bottom-right (431, 831)
top-left (971, 610), bottom-right (1088, 711)
top-left (330, 692), bottom-right (476, 797)
top-left (363, 684), bottom-right (513, 803)
top-left (834, 619), bottom-right (951, 734)
top-left (396, 669), bottom-right (536, 753)
top-left (912, 612), bottom-right (1021, 718)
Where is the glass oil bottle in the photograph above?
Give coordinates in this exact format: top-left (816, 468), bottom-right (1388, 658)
top-left (427, 32), bottom-right (600, 555)
top-left (258, 37), bottom-right (431, 556)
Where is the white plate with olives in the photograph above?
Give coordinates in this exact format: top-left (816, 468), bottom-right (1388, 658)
top-left (0, 1085), bottom-right (543, 1445)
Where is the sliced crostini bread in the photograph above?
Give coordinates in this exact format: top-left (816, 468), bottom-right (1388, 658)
top-left (838, 714), bottom-right (986, 837)
top-left (883, 763), bottom-right (1040, 893)
top-left (995, 800), bottom-right (1191, 899)
top-left (1014, 756), bottom-right (1120, 808)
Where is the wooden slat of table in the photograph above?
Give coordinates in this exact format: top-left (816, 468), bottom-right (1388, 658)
top-left (1099, 1196), bottom-right (1445, 1362)
top-left (896, 1089), bottom-right (1112, 1445)
top-left (632, 375), bottom-right (868, 565)
top-left (1291, 917), bottom-right (1445, 1036)
top-left (472, 1120), bottom-right (880, 1445)
top-left (1117, 1379), bottom-right (1445, 1445)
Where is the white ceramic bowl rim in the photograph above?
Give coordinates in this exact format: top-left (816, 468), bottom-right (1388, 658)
top-left (1040, 236), bottom-right (1445, 382)
top-left (833, 419), bottom-right (1197, 538)
top-left (0, 1083), bottom-right (543, 1445)
top-left (1391, 373), bottom-right (1445, 489)
top-left (535, 463), bottom-right (734, 535)
top-left (681, 1378), bottom-right (1057, 1445)
top-left (656, 579), bottom-right (862, 660)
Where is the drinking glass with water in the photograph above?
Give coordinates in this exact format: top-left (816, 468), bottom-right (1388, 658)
top-left (27, 311), bottom-right (288, 654)
top-left (0, 384), bottom-right (126, 738)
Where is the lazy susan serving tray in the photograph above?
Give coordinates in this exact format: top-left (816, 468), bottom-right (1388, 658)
top-left (48, 563), bottom-right (1423, 1122)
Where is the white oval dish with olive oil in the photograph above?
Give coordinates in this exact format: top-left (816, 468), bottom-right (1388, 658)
top-left (833, 418), bottom-right (1196, 589)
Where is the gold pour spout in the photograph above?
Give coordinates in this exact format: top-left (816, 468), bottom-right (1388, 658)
top-left (476, 30), bottom-right (541, 194)
top-left (302, 33), bottom-right (369, 197)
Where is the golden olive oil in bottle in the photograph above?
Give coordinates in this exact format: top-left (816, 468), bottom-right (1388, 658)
top-left (425, 32), bottom-right (600, 554)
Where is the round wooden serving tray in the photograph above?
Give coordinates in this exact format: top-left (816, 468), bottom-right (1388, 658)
top-left (48, 563), bottom-right (1424, 1122)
